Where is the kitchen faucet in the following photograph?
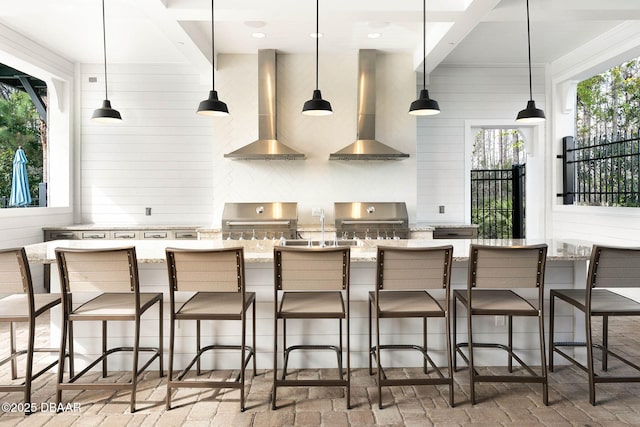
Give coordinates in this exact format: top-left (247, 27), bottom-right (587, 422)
top-left (320, 209), bottom-right (326, 247)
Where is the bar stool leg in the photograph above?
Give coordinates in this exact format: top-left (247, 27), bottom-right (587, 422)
top-left (25, 318), bottom-right (35, 414)
top-left (166, 312), bottom-right (175, 410)
top-left (508, 315), bottom-right (513, 373)
top-left (196, 319), bottom-right (201, 375)
top-left (467, 304), bottom-right (475, 405)
top-left (548, 294), bottom-right (556, 372)
top-left (602, 316), bottom-right (609, 371)
top-left (538, 309), bottom-right (548, 405)
top-left (10, 322), bottom-right (17, 379)
top-left (368, 297), bottom-right (373, 375)
top-left (452, 295), bottom-right (458, 371)
top-left (423, 317), bottom-right (428, 374)
top-left (130, 316), bottom-right (141, 413)
top-left (272, 305), bottom-right (278, 410)
top-left (102, 320), bottom-right (108, 378)
top-left (252, 300), bottom-right (257, 376)
top-left (586, 310), bottom-right (596, 405)
top-left (158, 300), bottom-right (163, 376)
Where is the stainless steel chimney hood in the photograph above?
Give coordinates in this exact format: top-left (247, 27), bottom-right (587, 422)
top-left (225, 50), bottom-right (305, 160)
top-left (330, 50), bottom-right (409, 161)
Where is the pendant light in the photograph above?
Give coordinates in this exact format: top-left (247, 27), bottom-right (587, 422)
top-left (409, 0), bottom-right (440, 116)
top-left (302, 0), bottom-right (332, 116)
top-left (92, 0), bottom-right (121, 123)
top-left (197, 0), bottom-right (229, 116)
top-left (516, 0), bottom-right (545, 123)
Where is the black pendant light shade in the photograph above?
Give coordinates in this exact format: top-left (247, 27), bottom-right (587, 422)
top-left (92, 0), bottom-right (121, 123)
top-left (516, 100), bottom-right (545, 122)
top-left (516, 0), bottom-right (545, 123)
top-left (197, 0), bottom-right (229, 116)
top-left (92, 99), bottom-right (122, 123)
top-left (302, 89), bottom-right (332, 116)
top-left (302, 0), bottom-right (333, 116)
top-left (409, 89), bottom-right (440, 116)
top-left (197, 90), bottom-right (229, 116)
top-left (409, 0), bottom-right (440, 116)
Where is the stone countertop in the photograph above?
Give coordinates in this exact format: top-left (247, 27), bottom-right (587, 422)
top-left (198, 224), bottom-right (436, 233)
top-left (43, 224), bottom-right (203, 231)
top-left (429, 224), bottom-right (480, 228)
top-left (25, 238), bottom-right (594, 265)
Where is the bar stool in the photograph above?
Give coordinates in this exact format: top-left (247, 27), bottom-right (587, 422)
top-left (0, 247), bottom-right (61, 414)
top-left (272, 246), bottom-right (351, 409)
top-left (453, 243), bottom-right (548, 405)
top-left (165, 247), bottom-right (256, 411)
top-left (369, 245), bottom-right (454, 408)
top-left (55, 246), bottom-right (163, 413)
top-left (549, 245), bottom-right (640, 405)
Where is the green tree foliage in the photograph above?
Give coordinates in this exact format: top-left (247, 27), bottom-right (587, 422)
top-left (576, 58), bottom-right (640, 139)
top-left (0, 82), bottom-right (43, 206)
top-left (471, 129), bottom-right (525, 170)
top-left (574, 57), bottom-right (640, 207)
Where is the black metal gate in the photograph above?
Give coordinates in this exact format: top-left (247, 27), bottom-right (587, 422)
top-left (471, 164), bottom-right (525, 238)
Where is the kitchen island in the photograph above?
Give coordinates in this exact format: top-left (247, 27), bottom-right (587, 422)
top-left (25, 238), bottom-right (593, 371)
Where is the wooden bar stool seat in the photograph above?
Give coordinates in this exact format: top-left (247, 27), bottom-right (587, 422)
top-left (453, 244), bottom-right (548, 405)
top-left (54, 246), bottom-right (163, 413)
top-left (368, 245), bottom-right (455, 408)
top-left (0, 248), bottom-right (61, 414)
top-left (549, 245), bottom-right (640, 405)
top-left (165, 247), bottom-right (256, 412)
top-left (272, 246), bottom-right (351, 409)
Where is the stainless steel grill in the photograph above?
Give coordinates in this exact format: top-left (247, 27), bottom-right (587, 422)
top-left (334, 202), bottom-right (409, 240)
top-left (222, 202), bottom-right (298, 240)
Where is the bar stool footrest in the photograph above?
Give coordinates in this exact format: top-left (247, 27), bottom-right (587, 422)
top-left (67, 346), bottom-right (161, 383)
top-left (175, 344), bottom-right (254, 382)
top-left (282, 344), bottom-right (343, 380)
top-left (371, 344), bottom-right (447, 380)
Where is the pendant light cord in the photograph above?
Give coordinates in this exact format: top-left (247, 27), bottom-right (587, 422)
top-left (101, 0), bottom-right (109, 100)
top-left (422, 0), bottom-right (426, 89)
top-left (315, 0), bottom-right (319, 90)
top-left (211, 0), bottom-right (216, 91)
top-left (526, 0), bottom-right (533, 101)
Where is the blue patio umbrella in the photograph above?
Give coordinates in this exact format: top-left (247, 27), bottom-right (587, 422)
top-left (9, 146), bottom-right (32, 207)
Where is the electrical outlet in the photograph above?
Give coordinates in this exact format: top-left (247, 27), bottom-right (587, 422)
top-left (495, 315), bottom-right (505, 326)
top-left (439, 205), bottom-right (445, 214)
top-left (145, 207), bottom-right (152, 216)
top-left (311, 207), bottom-right (323, 217)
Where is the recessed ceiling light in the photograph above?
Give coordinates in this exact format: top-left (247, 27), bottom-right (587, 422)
top-left (367, 33), bottom-right (381, 39)
top-left (252, 32), bottom-right (266, 39)
top-left (244, 21), bottom-right (266, 28)
top-left (310, 32), bottom-right (323, 38)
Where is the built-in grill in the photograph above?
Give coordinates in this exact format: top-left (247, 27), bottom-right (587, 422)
top-left (334, 202), bottom-right (409, 240)
top-left (222, 202), bottom-right (298, 240)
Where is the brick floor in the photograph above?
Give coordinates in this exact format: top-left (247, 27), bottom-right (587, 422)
top-left (1, 315), bottom-right (640, 425)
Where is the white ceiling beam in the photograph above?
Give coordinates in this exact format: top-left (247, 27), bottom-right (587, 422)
top-left (415, 0), bottom-right (502, 73)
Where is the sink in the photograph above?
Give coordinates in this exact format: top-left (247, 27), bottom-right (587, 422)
top-left (280, 240), bottom-right (361, 247)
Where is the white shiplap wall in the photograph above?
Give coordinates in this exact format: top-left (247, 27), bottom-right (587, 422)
top-left (416, 64), bottom-right (545, 225)
top-left (79, 53), bottom-right (417, 226)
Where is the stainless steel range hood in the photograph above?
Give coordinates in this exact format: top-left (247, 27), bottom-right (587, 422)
top-left (225, 50), bottom-right (305, 160)
top-left (330, 50), bottom-right (409, 161)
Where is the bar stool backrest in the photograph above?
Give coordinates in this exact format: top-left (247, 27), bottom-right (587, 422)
top-left (166, 247), bottom-right (244, 292)
top-left (469, 244), bottom-right (547, 289)
top-left (0, 248), bottom-right (32, 295)
top-left (588, 245), bottom-right (640, 289)
top-left (377, 246), bottom-right (453, 290)
top-left (275, 247), bottom-right (350, 291)
top-left (56, 247), bottom-right (138, 293)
